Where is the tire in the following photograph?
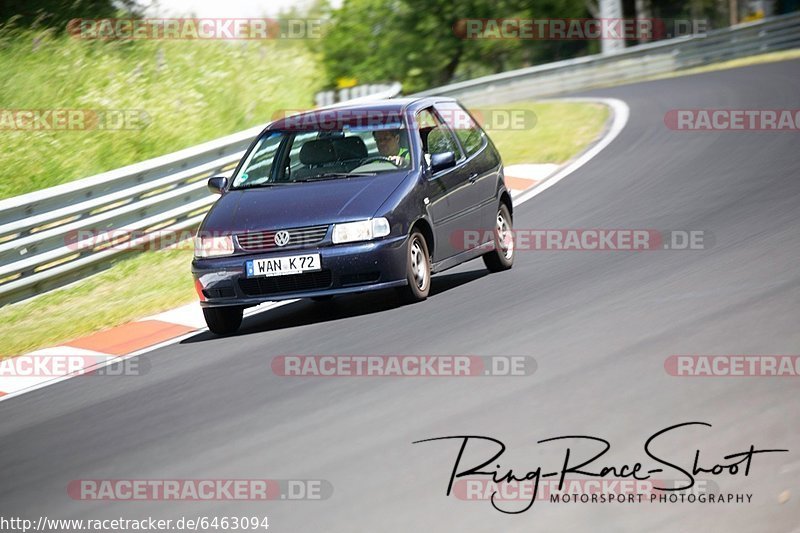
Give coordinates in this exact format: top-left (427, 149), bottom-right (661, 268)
top-left (203, 306), bottom-right (243, 335)
top-left (483, 203), bottom-right (514, 272)
top-left (396, 230), bottom-right (431, 303)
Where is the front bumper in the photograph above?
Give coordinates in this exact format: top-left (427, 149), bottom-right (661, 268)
top-left (191, 234), bottom-right (408, 308)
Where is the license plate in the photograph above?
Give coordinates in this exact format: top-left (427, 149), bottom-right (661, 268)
top-left (246, 254), bottom-right (321, 278)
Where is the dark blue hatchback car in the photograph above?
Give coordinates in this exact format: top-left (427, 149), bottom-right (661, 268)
top-left (192, 97), bottom-right (514, 334)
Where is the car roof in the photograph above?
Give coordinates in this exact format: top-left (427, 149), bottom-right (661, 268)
top-left (265, 96), bottom-right (458, 131)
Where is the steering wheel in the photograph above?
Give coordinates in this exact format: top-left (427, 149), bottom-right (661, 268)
top-left (359, 156), bottom-right (399, 167)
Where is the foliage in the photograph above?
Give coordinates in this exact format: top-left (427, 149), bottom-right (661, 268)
top-left (0, 25), bottom-right (322, 198)
top-left (319, 0), bottom-right (595, 92)
top-left (317, 0), bottom-right (740, 91)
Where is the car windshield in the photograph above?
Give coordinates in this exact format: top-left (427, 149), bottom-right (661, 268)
top-left (231, 119), bottom-right (412, 189)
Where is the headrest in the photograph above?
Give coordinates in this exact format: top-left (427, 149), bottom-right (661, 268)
top-left (332, 136), bottom-right (368, 160)
top-left (299, 139), bottom-right (336, 166)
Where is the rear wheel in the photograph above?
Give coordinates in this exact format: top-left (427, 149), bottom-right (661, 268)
top-left (202, 306), bottom-right (243, 335)
top-left (396, 230), bottom-right (431, 303)
top-left (483, 203), bottom-right (514, 272)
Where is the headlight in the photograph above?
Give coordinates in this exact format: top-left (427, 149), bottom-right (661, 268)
top-left (331, 218), bottom-right (390, 244)
top-left (194, 234), bottom-right (235, 258)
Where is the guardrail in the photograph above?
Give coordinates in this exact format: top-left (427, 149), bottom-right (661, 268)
top-left (0, 126), bottom-right (257, 304)
top-left (1, 12), bottom-right (799, 305)
top-left (316, 82), bottom-right (403, 107)
top-left (415, 11), bottom-right (800, 104)
top-left (0, 84), bottom-right (403, 305)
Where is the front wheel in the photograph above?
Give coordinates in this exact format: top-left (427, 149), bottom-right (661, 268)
top-left (202, 306), bottom-right (243, 335)
top-left (483, 203), bottom-right (514, 272)
top-left (396, 230), bottom-right (431, 303)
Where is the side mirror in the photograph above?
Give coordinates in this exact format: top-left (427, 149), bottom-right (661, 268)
top-left (207, 176), bottom-right (228, 195)
top-left (430, 151), bottom-right (456, 174)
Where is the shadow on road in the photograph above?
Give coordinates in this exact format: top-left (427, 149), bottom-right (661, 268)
top-left (181, 268), bottom-right (489, 343)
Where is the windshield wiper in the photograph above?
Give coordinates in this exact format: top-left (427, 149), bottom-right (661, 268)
top-left (232, 182), bottom-right (281, 190)
top-left (293, 172), bottom-right (376, 182)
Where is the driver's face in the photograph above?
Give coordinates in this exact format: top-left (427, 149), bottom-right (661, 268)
top-left (373, 130), bottom-right (400, 156)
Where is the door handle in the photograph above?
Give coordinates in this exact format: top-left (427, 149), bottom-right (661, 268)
top-left (468, 173), bottom-right (479, 183)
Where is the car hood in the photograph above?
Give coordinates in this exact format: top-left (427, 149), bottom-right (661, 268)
top-left (201, 172), bottom-right (411, 233)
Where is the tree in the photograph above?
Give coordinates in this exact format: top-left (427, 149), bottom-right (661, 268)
top-left (319, 0), bottom-right (593, 92)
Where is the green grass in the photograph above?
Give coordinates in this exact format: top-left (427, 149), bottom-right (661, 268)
top-left (0, 25), bottom-right (322, 199)
top-left (488, 101), bottom-right (609, 165)
top-left (0, 99), bottom-right (612, 357)
top-left (0, 247), bottom-right (197, 357)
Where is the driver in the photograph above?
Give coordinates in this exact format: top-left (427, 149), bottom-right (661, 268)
top-left (372, 129), bottom-right (410, 167)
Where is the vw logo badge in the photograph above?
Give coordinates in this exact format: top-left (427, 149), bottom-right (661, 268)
top-left (274, 230), bottom-right (290, 247)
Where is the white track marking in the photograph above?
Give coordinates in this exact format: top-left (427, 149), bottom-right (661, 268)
top-left (0, 300), bottom-right (297, 402)
top-left (513, 98), bottom-right (630, 207)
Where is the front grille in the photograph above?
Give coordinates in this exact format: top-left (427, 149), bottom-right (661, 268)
top-left (236, 225), bottom-right (328, 252)
top-left (238, 270), bottom-right (333, 296)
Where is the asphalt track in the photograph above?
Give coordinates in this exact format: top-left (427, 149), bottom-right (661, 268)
top-left (2, 59), bottom-right (799, 532)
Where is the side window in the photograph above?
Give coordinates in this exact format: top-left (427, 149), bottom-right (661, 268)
top-left (416, 108), bottom-right (461, 163)
top-left (435, 102), bottom-right (486, 157)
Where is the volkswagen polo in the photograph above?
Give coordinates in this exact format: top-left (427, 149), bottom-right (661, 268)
top-left (192, 97), bottom-right (514, 334)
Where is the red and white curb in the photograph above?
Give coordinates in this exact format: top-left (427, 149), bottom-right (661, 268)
top-left (0, 301), bottom-right (290, 400)
top-left (0, 98), bottom-right (629, 402)
top-left (505, 163), bottom-right (560, 198)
